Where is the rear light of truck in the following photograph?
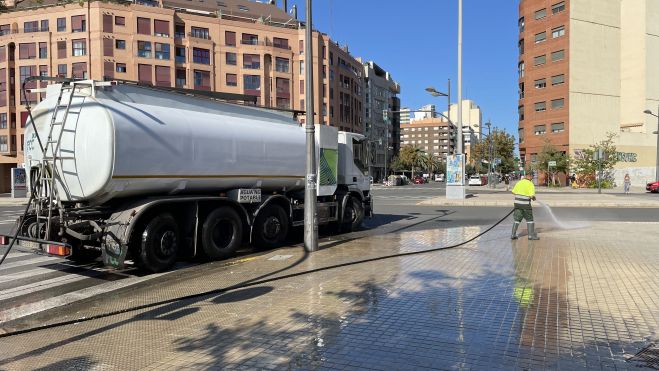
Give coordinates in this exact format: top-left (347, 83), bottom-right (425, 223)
top-left (46, 244), bottom-right (71, 256)
top-left (0, 235), bottom-right (8, 245)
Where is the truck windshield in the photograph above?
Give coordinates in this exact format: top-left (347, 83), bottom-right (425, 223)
top-left (352, 138), bottom-right (368, 175)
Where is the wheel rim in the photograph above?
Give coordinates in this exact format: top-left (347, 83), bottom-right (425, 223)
top-left (159, 230), bottom-right (177, 257)
top-left (211, 220), bottom-right (234, 249)
top-left (262, 216), bottom-right (282, 240)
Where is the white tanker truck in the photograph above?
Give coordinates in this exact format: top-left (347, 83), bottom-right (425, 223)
top-left (12, 78), bottom-right (372, 272)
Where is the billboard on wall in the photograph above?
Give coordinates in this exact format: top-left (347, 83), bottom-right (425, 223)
top-left (446, 154), bottom-right (465, 186)
top-left (11, 167), bottom-right (27, 198)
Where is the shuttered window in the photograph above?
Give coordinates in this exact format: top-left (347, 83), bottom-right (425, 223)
top-left (225, 31), bottom-right (236, 46)
top-left (137, 17), bottom-right (151, 35)
top-left (103, 38), bottom-right (113, 57)
top-left (155, 66), bottom-right (170, 87)
top-left (154, 20), bottom-right (169, 37)
top-left (138, 64), bottom-right (152, 84)
top-left (193, 70), bottom-right (210, 91)
top-left (226, 73), bottom-right (237, 87)
top-left (71, 15), bottom-right (86, 32)
top-left (0, 46), bottom-right (5, 62)
top-left (115, 16), bottom-right (125, 26)
top-left (0, 69), bottom-right (6, 107)
top-left (57, 41), bottom-right (66, 59)
top-left (103, 14), bottom-right (113, 33)
top-left (72, 62), bottom-right (87, 78)
top-left (19, 43), bottom-right (37, 59)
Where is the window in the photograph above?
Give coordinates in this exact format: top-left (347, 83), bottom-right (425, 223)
top-left (552, 26), bottom-right (565, 38)
top-left (226, 73), bottom-right (237, 87)
top-left (0, 136), bottom-right (7, 153)
top-left (518, 105), bottom-right (524, 121)
top-left (534, 78), bottom-right (546, 89)
top-left (138, 41), bottom-right (152, 58)
top-left (225, 52), bottom-right (236, 65)
top-left (534, 125), bottom-right (546, 135)
top-left (175, 47), bottom-right (185, 64)
top-left (0, 113), bottom-right (5, 128)
top-left (518, 128), bottom-right (525, 143)
top-left (241, 33), bottom-right (258, 45)
top-left (57, 41), bottom-right (66, 59)
top-left (518, 17), bottom-right (525, 33)
top-left (272, 37), bottom-right (288, 49)
top-left (155, 43), bottom-right (170, 60)
top-left (300, 61), bottom-right (304, 74)
top-left (551, 122), bottom-right (565, 133)
top-left (174, 24), bottom-right (185, 38)
top-left (57, 64), bottom-right (66, 77)
top-left (40, 20), bottom-right (49, 32)
top-left (24, 21), bottom-right (38, 33)
top-left (518, 61), bottom-right (525, 78)
top-left (138, 64), bottom-right (152, 84)
top-left (155, 65), bottom-right (170, 87)
top-left (551, 98), bottom-right (564, 109)
top-left (243, 74), bottom-right (260, 92)
top-left (194, 70), bottom-right (210, 90)
top-left (137, 17), bottom-right (151, 35)
top-left (535, 8), bottom-right (546, 20)
top-left (71, 62), bottom-right (87, 78)
top-left (190, 27), bottom-right (209, 39)
top-left (103, 14), bottom-right (113, 33)
top-left (534, 101), bottom-right (546, 112)
top-left (551, 74), bottom-right (565, 85)
top-left (531, 154), bottom-right (538, 163)
top-left (116, 40), bottom-right (126, 49)
top-left (534, 55), bottom-right (546, 66)
top-left (552, 1), bottom-right (565, 14)
top-left (71, 15), bottom-right (86, 32)
top-left (154, 20), bottom-right (169, 37)
top-left (225, 31), bottom-right (236, 46)
top-left (519, 82), bottom-right (525, 99)
top-left (72, 39), bottom-right (86, 56)
top-left (276, 77), bottom-right (289, 98)
top-left (299, 40), bottom-right (304, 54)
top-left (329, 51), bottom-right (333, 65)
top-left (175, 69), bottom-right (186, 87)
top-left (103, 38), bottom-right (113, 57)
top-left (116, 63), bottom-right (126, 73)
top-left (299, 80), bottom-right (304, 94)
top-left (275, 57), bottom-right (289, 73)
top-left (243, 54), bottom-right (260, 69)
top-left (115, 16), bottom-right (125, 26)
top-left (104, 61), bottom-right (114, 79)
top-left (57, 17), bottom-right (66, 32)
top-left (551, 49), bottom-right (565, 62)
top-left (19, 43), bottom-right (36, 59)
top-left (518, 39), bottom-right (524, 55)
top-left (193, 48), bottom-right (210, 64)
top-left (534, 31), bottom-right (546, 43)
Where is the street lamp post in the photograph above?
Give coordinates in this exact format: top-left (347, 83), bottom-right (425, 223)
top-left (303, 0), bottom-right (318, 252)
top-left (643, 107), bottom-right (659, 182)
top-left (426, 80), bottom-right (452, 154)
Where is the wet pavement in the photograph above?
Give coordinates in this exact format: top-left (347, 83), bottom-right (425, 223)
top-left (0, 219), bottom-right (657, 370)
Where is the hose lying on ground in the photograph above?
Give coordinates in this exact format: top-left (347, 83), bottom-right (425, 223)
top-left (0, 208), bottom-right (514, 339)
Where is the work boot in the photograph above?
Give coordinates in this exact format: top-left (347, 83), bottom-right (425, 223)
top-left (511, 222), bottom-right (520, 240)
top-left (527, 222), bottom-right (540, 240)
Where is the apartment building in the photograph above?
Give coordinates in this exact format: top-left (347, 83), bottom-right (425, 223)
top-left (518, 0), bottom-right (659, 184)
top-left (362, 60), bottom-right (400, 182)
top-left (0, 0), bottom-right (364, 191)
top-left (400, 118), bottom-right (456, 159)
top-left (443, 99), bottom-right (483, 138)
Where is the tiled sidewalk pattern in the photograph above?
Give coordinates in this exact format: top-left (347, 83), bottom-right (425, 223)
top-left (0, 222), bottom-right (657, 370)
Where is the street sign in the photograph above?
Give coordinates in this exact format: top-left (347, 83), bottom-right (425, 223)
top-left (548, 160), bottom-right (557, 167)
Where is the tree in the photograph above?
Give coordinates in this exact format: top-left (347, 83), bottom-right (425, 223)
top-left (420, 153), bottom-right (443, 176)
top-left (571, 132), bottom-right (619, 188)
top-left (472, 129), bottom-right (516, 175)
top-left (389, 155), bottom-right (404, 173)
top-left (535, 139), bottom-right (569, 186)
top-left (398, 145), bottom-right (425, 177)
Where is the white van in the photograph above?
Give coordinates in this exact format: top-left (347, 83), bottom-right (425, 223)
top-left (435, 174), bottom-right (445, 182)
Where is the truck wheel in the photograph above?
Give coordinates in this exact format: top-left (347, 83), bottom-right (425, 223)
top-left (137, 214), bottom-right (179, 273)
top-left (201, 207), bottom-right (242, 260)
top-left (252, 204), bottom-right (289, 250)
top-left (342, 196), bottom-right (364, 232)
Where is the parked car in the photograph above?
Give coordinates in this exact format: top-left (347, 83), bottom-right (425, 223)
top-left (647, 181), bottom-right (659, 193)
top-left (435, 174), bottom-right (445, 182)
top-left (468, 175), bottom-right (483, 186)
top-left (413, 176), bottom-right (425, 184)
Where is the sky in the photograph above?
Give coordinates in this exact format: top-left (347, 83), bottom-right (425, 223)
top-left (288, 0), bottom-right (520, 137)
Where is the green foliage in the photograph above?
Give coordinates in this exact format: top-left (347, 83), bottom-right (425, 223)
top-left (472, 129), bottom-right (516, 175)
top-left (389, 155), bottom-right (404, 173)
top-left (571, 132), bottom-right (619, 188)
top-left (534, 139), bottom-right (570, 186)
top-left (420, 153), bottom-right (443, 175)
top-left (398, 145), bottom-right (426, 176)
top-left (465, 164), bottom-right (478, 177)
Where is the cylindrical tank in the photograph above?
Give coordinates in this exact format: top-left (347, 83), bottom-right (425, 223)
top-left (24, 83), bottom-right (306, 205)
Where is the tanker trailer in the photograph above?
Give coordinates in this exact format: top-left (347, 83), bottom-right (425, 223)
top-left (11, 78), bottom-right (372, 272)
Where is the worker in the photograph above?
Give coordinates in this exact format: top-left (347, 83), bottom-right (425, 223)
top-left (511, 173), bottom-right (539, 240)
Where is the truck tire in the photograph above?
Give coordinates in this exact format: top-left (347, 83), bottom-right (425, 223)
top-left (137, 213), bottom-right (180, 273)
top-left (201, 207), bottom-right (242, 260)
top-left (252, 204), bottom-right (289, 250)
top-left (342, 196), bottom-right (364, 232)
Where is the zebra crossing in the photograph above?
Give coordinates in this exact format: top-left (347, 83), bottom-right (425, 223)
top-left (0, 246), bottom-right (176, 324)
top-left (0, 209), bottom-right (23, 225)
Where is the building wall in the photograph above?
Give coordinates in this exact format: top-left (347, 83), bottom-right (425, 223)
top-left (0, 0), bottom-right (365, 192)
top-left (400, 118), bottom-right (456, 158)
top-left (443, 100), bottom-right (482, 137)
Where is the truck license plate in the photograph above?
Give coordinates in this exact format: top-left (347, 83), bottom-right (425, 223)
top-left (237, 189), bottom-right (261, 203)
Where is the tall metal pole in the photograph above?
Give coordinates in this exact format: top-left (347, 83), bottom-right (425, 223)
top-left (457, 0), bottom-right (463, 156)
top-left (303, 0), bottom-right (318, 252)
top-left (384, 132), bottom-right (388, 184)
top-left (447, 79), bottom-right (452, 155)
top-left (487, 123), bottom-right (492, 188)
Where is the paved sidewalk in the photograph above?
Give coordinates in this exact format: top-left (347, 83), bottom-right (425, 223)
top-left (0, 219), bottom-right (657, 370)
